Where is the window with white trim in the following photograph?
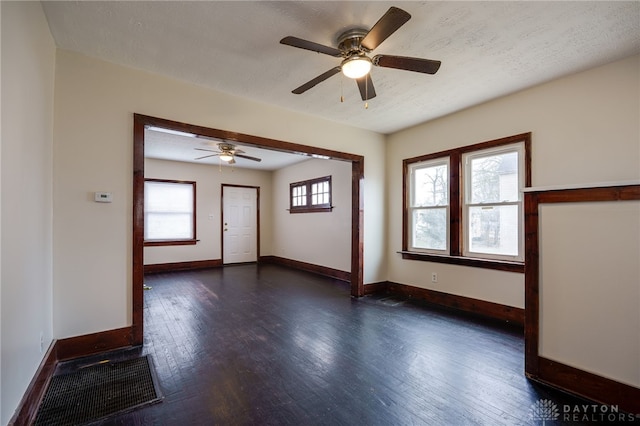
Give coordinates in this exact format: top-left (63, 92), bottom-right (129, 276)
top-left (402, 133), bottom-right (530, 270)
top-left (408, 158), bottom-right (450, 253)
top-left (463, 143), bottom-right (525, 261)
top-left (144, 179), bottom-right (196, 245)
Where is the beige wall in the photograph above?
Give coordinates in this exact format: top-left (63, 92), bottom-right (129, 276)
top-left (272, 158), bottom-right (352, 272)
top-left (144, 158), bottom-right (273, 265)
top-left (0, 2), bottom-right (56, 423)
top-left (3, 2), bottom-right (638, 419)
top-left (539, 201), bottom-right (640, 388)
top-left (52, 49), bottom-right (386, 339)
top-left (386, 55), bottom-right (640, 309)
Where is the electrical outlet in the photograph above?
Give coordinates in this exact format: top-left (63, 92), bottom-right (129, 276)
top-left (431, 273), bottom-right (438, 283)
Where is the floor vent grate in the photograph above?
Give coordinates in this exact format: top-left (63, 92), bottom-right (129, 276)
top-left (35, 355), bottom-right (161, 425)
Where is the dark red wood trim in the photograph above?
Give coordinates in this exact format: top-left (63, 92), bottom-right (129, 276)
top-left (534, 357), bottom-right (640, 415)
top-left (288, 207), bottom-right (334, 213)
top-left (449, 152), bottom-right (462, 256)
top-left (55, 326), bottom-right (134, 361)
top-left (134, 114), bottom-right (363, 162)
top-left (399, 251), bottom-right (525, 273)
top-left (8, 341), bottom-right (58, 426)
top-left (289, 175), bottom-right (332, 212)
top-left (404, 132), bottom-right (532, 165)
top-left (144, 239), bottom-right (197, 247)
top-left (387, 281), bottom-right (525, 326)
top-left (144, 178), bottom-right (197, 243)
top-left (363, 281), bottom-right (390, 295)
top-left (524, 184), bottom-right (640, 411)
top-left (260, 255), bottom-right (351, 283)
top-left (524, 192), bottom-right (540, 376)
top-left (534, 184), bottom-right (640, 204)
top-left (132, 115), bottom-right (145, 345)
top-left (133, 114), bottom-right (365, 345)
top-left (144, 259), bottom-right (223, 274)
top-left (351, 159), bottom-right (364, 296)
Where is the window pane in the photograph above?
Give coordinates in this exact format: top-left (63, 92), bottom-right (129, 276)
top-left (468, 205), bottom-right (519, 256)
top-left (145, 182), bottom-right (193, 212)
top-left (470, 152), bottom-right (519, 204)
top-left (145, 181), bottom-right (194, 240)
top-left (146, 213), bottom-right (193, 240)
top-left (413, 164), bottom-right (448, 207)
top-left (412, 208), bottom-right (447, 250)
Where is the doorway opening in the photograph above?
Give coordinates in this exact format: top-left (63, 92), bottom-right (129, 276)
top-left (133, 114), bottom-right (364, 344)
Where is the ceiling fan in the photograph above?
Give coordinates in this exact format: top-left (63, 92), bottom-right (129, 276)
top-left (280, 6), bottom-right (441, 101)
top-left (194, 142), bottom-right (261, 164)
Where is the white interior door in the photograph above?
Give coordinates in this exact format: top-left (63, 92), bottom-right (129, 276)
top-left (222, 185), bottom-right (258, 264)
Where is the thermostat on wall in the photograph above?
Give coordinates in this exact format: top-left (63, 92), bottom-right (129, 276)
top-left (94, 192), bottom-right (113, 203)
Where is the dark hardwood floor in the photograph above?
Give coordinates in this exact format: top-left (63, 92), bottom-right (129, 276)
top-left (97, 264), bottom-right (595, 425)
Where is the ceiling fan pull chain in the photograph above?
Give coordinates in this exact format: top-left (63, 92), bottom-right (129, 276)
top-left (340, 75), bottom-right (344, 103)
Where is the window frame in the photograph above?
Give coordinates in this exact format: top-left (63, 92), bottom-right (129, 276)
top-left (144, 178), bottom-right (197, 246)
top-left (407, 157), bottom-right (451, 254)
top-left (402, 133), bottom-right (531, 273)
top-left (289, 176), bottom-right (333, 213)
top-left (462, 143), bottom-right (525, 262)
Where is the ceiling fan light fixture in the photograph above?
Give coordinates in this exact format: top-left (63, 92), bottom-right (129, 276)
top-left (341, 55), bottom-right (372, 79)
top-left (219, 153), bottom-right (234, 162)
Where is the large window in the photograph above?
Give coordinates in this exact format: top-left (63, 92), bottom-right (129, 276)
top-left (289, 176), bottom-right (332, 213)
top-left (403, 133), bottom-right (530, 271)
top-left (408, 158), bottom-right (450, 253)
top-left (144, 179), bottom-right (196, 246)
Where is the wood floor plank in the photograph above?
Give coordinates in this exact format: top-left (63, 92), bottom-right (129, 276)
top-left (107, 264), bottom-right (600, 425)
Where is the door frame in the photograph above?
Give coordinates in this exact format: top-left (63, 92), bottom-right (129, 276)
top-left (221, 184), bottom-right (260, 264)
top-left (133, 114), bottom-right (365, 345)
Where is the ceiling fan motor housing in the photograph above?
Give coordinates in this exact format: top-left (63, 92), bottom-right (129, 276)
top-left (337, 28), bottom-right (370, 55)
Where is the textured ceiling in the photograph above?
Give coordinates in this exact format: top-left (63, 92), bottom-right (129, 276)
top-left (145, 128), bottom-right (312, 170)
top-left (42, 1), bottom-right (640, 136)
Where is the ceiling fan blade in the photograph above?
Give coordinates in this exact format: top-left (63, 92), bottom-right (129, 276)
top-left (373, 55), bottom-right (441, 74)
top-left (235, 154), bottom-right (262, 162)
top-left (292, 67), bottom-right (341, 94)
top-left (280, 36), bottom-right (342, 57)
top-left (194, 154), bottom-right (220, 160)
top-left (233, 148), bottom-right (245, 154)
top-left (361, 7), bottom-right (411, 51)
top-left (356, 75), bottom-right (376, 101)
top-left (194, 148), bottom-right (219, 153)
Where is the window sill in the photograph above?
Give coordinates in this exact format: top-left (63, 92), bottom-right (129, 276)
top-left (288, 206), bottom-right (334, 214)
top-left (144, 239), bottom-right (198, 247)
top-left (398, 251), bottom-right (524, 273)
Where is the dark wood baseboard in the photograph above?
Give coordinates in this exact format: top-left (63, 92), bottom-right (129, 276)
top-left (9, 326), bottom-right (135, 425)
top-left (56, 326), bottom-right (134, 361)
top-left (387, 281), bottom-right (525, 327)
top-left (8, 341), bottom-right (57, 426)
top-left (532, 357), bottom-right (640, 415)
top-left (363, 281), bottom-right (389, 295)
top-left (259, 256), bottom-right (351, 283)
top-left (144, 259), bottom-right (222, 274)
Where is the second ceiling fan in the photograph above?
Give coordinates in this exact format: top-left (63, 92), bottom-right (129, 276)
top-left (280, 6), bottom-right (441, 101)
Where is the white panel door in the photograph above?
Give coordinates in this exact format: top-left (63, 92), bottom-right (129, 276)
top-left (222, 186), bottom-right (258, 264)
